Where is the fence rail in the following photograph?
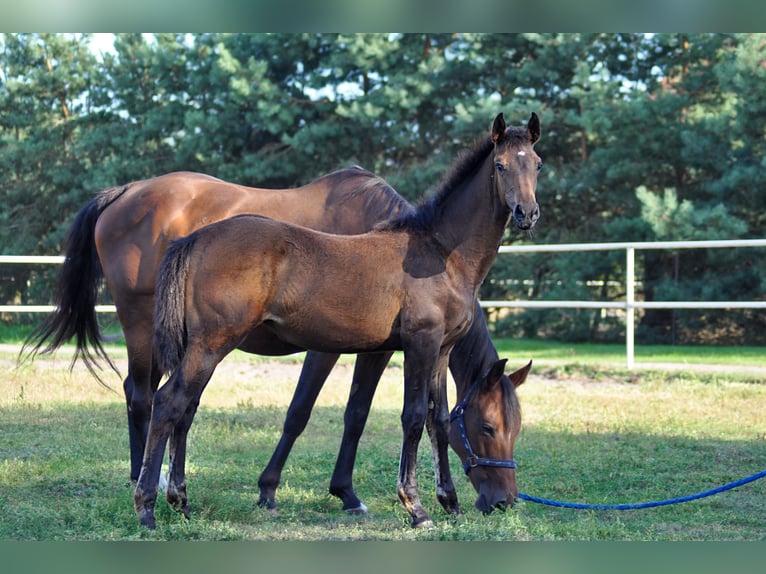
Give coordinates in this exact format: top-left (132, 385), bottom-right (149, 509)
top-left (3, 239), bottom-right (766, 368)
top-left (483, 239), bottom-right (766, 368)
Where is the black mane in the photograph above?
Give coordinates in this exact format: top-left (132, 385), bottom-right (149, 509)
top-left (340, 166), bottom-right (415, 222)
top-left (378, 137), bottom-right (494, 232)
top-left (378, 125), bottom-right (529, 232)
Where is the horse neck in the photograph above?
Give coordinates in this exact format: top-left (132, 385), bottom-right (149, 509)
top-left (432, 158), bottom-right (510, 286)
top-left (448, 303), bottom-right (500, 402)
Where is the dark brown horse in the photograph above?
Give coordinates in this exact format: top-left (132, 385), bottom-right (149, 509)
top-left (21, 166), bottom-right (529, 518)
top-left (259, 300), bottom-right (531, 516)
top-left (23, 165), bottom-right (532, 519)
top-left (140, 112), bottom-right (541, 528)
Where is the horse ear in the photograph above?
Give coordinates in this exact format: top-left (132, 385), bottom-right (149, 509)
top-left (482, 358), bottom-right (508, 390)
top-left (527, 112), bottom-right (541, 144)
top-left (491, 113), bottom-right (506, 143)
top-left (508, 360), bottom-right (532, 388)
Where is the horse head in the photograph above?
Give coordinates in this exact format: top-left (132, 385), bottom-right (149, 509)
top-left (491, 112), bottom-right (542, 230)
top-left (449, 359), bottom-right (531, 514)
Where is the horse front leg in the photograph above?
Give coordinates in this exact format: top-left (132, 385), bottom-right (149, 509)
top-left (426, 351), bottom-right (460, 515)
top-left (257, 351), bottom-right (341, 510)
top-left (397, 340), bottom-right (439, 528)
top-left (329, 351), bottom-right (393, 513)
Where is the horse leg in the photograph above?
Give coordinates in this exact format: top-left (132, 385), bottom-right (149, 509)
top-left (119, 308), bottom-right (161, 484)
top-left (123, 373), bottom-right (143, 482)
top-left (166, 394), bottom-right (201, 519)
top-left (397, 336), bottom-right (440, 528)
top-left (257, 351), bottom-right (341, 510)
top-left (134, 351), bottom-right (216, 529)
top-left (328, 351), bottom-right (393, 513)
top-left (425, 352), bottom-right (460, 515)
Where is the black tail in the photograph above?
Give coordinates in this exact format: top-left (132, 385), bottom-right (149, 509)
top-left (20, 186), bottom-right (127, 381)
top-left (153, 234), bottom-right (196, 376)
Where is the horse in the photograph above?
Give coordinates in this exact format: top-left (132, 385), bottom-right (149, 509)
top-left (23, 164), bottom-right (533, 519)
top-left (139, 112), bottom-right (542, 528)
top-left (258, 300), bottom-right (532, 516)
top-left (23, 166), bottom-right (412, 496)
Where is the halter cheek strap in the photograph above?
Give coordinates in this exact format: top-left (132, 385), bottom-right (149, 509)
top-left (450, 382), bottom-right (517, 475)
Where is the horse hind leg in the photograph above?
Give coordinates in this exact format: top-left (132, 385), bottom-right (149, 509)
top-left (119, 305), bottom-right (163, 484)
top-left (257, 351), bottom-right (341, 510)
top-left (166, 394), bottom-right (201, 519)
top-left (328, 351), bottom-right (392, 514)
top-left (133, 351), bottom-right (217, 529)
top-left (124, 340), bottom-right (170, 491)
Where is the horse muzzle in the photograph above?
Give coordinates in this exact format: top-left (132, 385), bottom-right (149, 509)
top-left (475, 490), bottom-right (518, 515)
top-left (513, 202), bottom-right (540, 230)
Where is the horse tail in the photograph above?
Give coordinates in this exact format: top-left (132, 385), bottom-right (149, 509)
top-left (153, 235), bottom-right (196, 376)
top-left (20, 186), bottom-right (128, 381)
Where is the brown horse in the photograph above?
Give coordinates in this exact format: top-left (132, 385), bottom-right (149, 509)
top-left (141, 112), bottom-right (541, 528)
top-left (23, 166), bottom-right (410, 494)
top-left (23, 164), bottom-right (533, 518)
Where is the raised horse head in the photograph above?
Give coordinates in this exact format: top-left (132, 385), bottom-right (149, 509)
top-left (491, 112), bottom-right (542, 230)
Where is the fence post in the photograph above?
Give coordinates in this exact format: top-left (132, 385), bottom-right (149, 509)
top-left (626, 247), bottom-right (635, 369)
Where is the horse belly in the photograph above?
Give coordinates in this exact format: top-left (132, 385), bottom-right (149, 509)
top-left (236, 325), bottom-right (305, 356)
top-left (266, 306), bottom-right (401, 354)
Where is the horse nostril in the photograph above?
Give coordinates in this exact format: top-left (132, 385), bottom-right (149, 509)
top-left (513, 204), bottom-right (526, 222)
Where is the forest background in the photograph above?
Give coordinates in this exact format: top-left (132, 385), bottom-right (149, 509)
top-left (1, 33), bottom-right (764, 345)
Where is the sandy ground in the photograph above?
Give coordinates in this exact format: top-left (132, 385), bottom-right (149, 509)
top-left (4, 341), bottom-right (764, 409)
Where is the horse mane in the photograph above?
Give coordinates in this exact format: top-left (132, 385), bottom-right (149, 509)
top-left (376, 137), bottom-right (493, 232)
top-left (378, 125), bottom-right (529, 232)
top-left (93, 184), bottom-right (131, 211)
top-left (330, 165), bottom-right (415, 223)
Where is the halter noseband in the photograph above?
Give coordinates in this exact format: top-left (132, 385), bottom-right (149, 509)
top-left (450, 379), bottom-right (517, 475)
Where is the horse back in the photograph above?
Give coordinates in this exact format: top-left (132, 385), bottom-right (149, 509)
top-left (93, 168), bottom-right (408, 297)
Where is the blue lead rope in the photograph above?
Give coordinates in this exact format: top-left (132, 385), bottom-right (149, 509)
top-left (518, 468), bottom-right (766, 510)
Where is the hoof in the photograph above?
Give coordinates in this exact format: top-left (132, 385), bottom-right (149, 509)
top-left (412, 516), bottom-right (434, 529)
top-left (171, 502), bottom-right (190, 520)
top-left (344, 502), bottom-right (368, 515)
top-left (167, 498), bottom-right (189, 518)
top-left (257, 496), bottom-right (276, 510)
top-left (137, 509), bottom-right (156, 530)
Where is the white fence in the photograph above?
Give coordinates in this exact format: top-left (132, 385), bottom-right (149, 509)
top-left (480, 239), bottom-right (766, 368)
top-left (3, 239), bottom-right (766, 368)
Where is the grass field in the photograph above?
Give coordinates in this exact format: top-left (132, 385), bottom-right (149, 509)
top-left (1, 339), bottom-right (764, 541)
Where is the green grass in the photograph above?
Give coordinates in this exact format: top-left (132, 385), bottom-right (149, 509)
top-left (493, 337), bottom-right (766, 368)
top-left (4, 320), bottom-right (764, 368)
top-left (1, 342), bottom-right (765, 541)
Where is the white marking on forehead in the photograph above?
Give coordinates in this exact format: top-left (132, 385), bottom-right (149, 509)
top-left (517, 151), bottom-right (526, 156)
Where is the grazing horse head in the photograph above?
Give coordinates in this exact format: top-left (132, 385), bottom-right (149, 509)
top-left (491, 112), bottom-right (542, 230)
top-left (449, 359), bottom-right (531, 514)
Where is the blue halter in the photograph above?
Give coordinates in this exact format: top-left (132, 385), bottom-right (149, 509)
top-left (450, 380), bottom-right (517, 475)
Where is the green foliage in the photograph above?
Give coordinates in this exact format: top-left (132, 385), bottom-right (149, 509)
top-left (1, 33), bottom-right (765, 343)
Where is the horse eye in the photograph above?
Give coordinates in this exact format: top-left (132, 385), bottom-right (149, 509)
top-left (537, 161), bottom-right (543, 172)
top-left (481, 423), bottom-right (495, 437)
top-left (495, 162), bottom-right (506, 173)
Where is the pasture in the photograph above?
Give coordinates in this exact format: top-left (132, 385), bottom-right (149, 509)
top-left (1, 342), bottom-right (764, 541)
